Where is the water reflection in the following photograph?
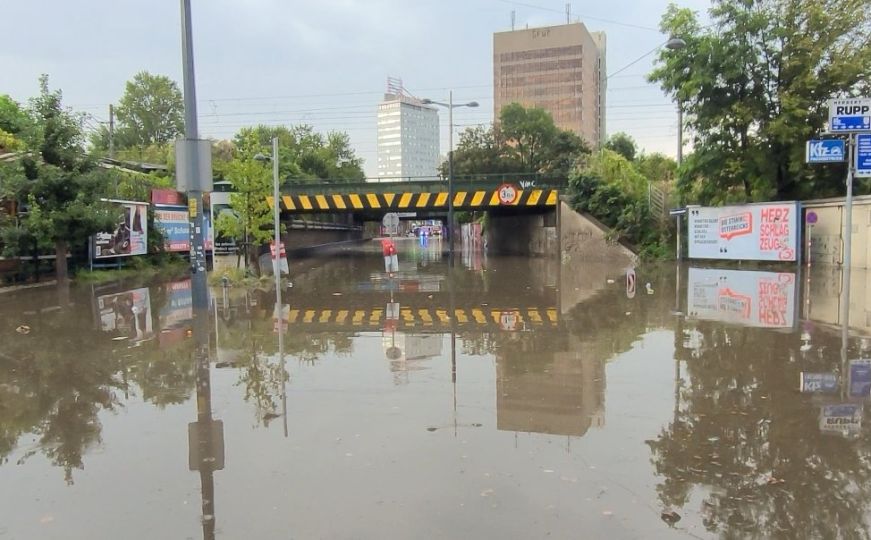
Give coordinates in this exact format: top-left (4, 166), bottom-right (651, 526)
top-left (5, 247), bottom-right (871, 537)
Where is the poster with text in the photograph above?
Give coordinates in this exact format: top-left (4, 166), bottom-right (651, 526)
top-left (687, 202), bottom-right (799, 261)
top-left (687, 267), bottom-right (797, 329)
top-left (93, 201), bottom-right (148, 258)
top-left (154, 205), bottom-right (214, 252)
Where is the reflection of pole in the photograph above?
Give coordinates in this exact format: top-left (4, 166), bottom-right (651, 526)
top-left (271, 136), bottom-right (288, 438)
top-left (448, 261), bottom-right (458, 437)
top-left (448, 90), bottom-right (455, 257)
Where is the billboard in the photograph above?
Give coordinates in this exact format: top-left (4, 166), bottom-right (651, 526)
top-left (687, 268), bottom-right (797, 328)
top-left (93, 201), bottom-right (148, 258)
top-left (97, 287), bottom-right (153, 341)
top-left (154, 205), bottom-right (214, 252)
top-left (687, 202), bottom-right (800, 261)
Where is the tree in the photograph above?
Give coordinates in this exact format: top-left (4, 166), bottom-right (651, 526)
top-left (635, 152), bottom-right (676, 185)
top-left (499, 103), bottom-right (558, 172)
top-left (214, 157), bottom-right (274, 273)
top-left (115, 71), bottom-right (184, 149)
top-left (0, 76), bottom-right (115, 282)
top-left (649, 1), bottom-right (871, 204)
top-left (605, 132), bottom-right (637, 162)
top-left (0, 95), bottom-right (28, 151)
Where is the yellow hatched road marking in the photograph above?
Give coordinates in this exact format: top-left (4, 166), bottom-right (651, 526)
top-left (401, 309), bottom-right (414, 321)
top-left (435, 309), bottom-right (450, 323)
top-left (266, 196), bottom-right (275, 209)
top-left (282, 196), bottom-right (295, 210)
top-left (455, 309), bottom-right (469, 323)
top-left (418, 309), bottom-right (433, 325)
top-left (489, 191), bottom-right (501, 205)
top-left (547, 309), bottom-right (558, 322)
top-left (349, 194), bottom-right (364, 209)
top-left (490, 310), bottom-right (501, 323)
top-left (471, 191), bottom-right (486, 206)
top-left (366, 193), bottom-right (381, 208)
top-left (398, 193), bottom-right (413, 208)
top-left (546, 190), bottom-right (558, 205)
top-left (511, 190), bottom-right (523, 205)
top-left (336, 310), bottom-right (349, 323)
top-left (353, 310), bottom-right (366, 324)
top-left (288, 309), bottom-right (299, 323)
top-left (434, 192), bottom-right (449, 206)
top-left (383, 193), bottom-right (395, 206)
top-left (453, 192), bottom-right (467, 206)
top-left (315, 195), bottom-right (329, 209)
top-left (369, 309), bottom-right (383, 324)
top-left (303, 310), bottom-right (316, 323)
top-left (299, 195), bottom-right (313, 210)
top-left (332, 195), bottom-right (347, 209)
top-left (319, 310), bottom-right (332, 323)
top-left (527, 310), bottom-right (542, 323)
top-left (471, 308), bottom-right (487, 324)
top-left (526, 190), bottom-right (542, 205)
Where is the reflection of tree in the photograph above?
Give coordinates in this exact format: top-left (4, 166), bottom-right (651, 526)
top-left (648, 324), bottom-right (871, 538)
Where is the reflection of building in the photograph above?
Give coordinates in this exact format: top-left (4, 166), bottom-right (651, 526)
top-left (493, 23), bottom-right (607, 146)
top-left (496, 334), bottom-right (605, 437)
top-left (376, 78), bottom-right (440, 180)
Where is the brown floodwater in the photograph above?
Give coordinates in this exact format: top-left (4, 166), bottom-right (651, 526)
top-left (2, 238), bottom-right (871, 539)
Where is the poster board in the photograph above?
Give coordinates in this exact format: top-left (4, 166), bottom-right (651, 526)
top-left (687, 202), bottom-right (800, 261)
top-left (93, 201), bottom-right (148, 258)
top-left (154, 205), bottom-right (214, 252)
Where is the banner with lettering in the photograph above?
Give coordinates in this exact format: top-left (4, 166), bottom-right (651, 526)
top-left (687, 202), bottom-right (800, 261)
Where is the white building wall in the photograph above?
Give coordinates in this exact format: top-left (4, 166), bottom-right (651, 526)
top-left (377, 96), bottom-right (439, 180)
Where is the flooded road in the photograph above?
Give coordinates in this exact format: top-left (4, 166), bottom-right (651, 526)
top-left (2, 238), bottom-right (871, 539)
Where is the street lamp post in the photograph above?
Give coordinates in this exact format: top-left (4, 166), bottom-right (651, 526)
top-left (421, 93), bottom-right (478, 256)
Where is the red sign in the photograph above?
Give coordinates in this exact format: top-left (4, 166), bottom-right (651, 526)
top-left (626, 268), bottom-right (636, 299)
top-left (270, 242), bottom-right (286, 259)
top-left (497, 183), bottom-right (519, 205)
top-left (151, 189), bottom-right (186, 206)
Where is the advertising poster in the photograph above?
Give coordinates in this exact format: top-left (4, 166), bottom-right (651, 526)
top-left (687, 202), bottom-right (800, 261)
top-left (687, 268), bottom-right (797, 328)
top-left (93, 201), bottom-right (148, 258)
top-left (97, 287), bottom-right (153, 341)
top-left (848, 359), bottom-right (871, 399)
top-left (800, 372), bottom-right (840, 394)
top-left (154, 206), bottom-right (214, 252)
top-left (819, 404), bottom-right (863, 438)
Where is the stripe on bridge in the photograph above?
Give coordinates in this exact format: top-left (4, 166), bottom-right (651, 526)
top-left (266, 189), bottom-right (559, 213)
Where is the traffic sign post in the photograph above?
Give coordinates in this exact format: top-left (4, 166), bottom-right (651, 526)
top-left (382, 212), bottom-right (400, 237)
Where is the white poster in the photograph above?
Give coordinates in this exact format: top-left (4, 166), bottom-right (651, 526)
top-left (97, 287), bottom-right (153, 341)
top-left (687, 202), bottom-right (799, 261)
top-left (687, 268), bottom-right (797, 328)
top-left (93, 201), bottom-right (149, 258)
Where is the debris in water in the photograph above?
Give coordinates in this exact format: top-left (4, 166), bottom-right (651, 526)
top-left (661, 510), bottom-right (681, 525)
top-left (15, 325), bottom-right (31, 335)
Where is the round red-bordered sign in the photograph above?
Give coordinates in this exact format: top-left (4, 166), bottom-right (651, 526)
top-left (497, 183), bottom-right (519, 205)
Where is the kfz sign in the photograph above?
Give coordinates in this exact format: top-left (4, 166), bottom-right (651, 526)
top-left (806, 139), bottom-right (845, 163)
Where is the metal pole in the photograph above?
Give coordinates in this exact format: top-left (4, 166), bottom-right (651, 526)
top-left (676, 99), bottom-right (683, 165)
top-left (448, 90), bottom-right (454, 256)
top-left (272, 137), bottom-right (288, 438)
top-left (840, 133), bottom-right (855, 354)
top-left (676, 214), bottom-right (681, 260)
top-left (180, 0), bottom-right (208, 310)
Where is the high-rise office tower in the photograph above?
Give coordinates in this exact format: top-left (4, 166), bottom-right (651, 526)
top-left (493, 23), bottom-right (606, 147)
top-left (376, 78), bottom-right (440, 180)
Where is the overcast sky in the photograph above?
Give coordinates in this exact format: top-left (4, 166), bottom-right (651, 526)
top-left (1, 0), bottom-right (712, 176)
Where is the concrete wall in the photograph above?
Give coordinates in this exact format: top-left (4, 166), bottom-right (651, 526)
top-left (804, 195), bottom-right (871, 269)
top-left (558, 201), bottom-right (636, 265)
top-left (487, 211), bottom-right (558, 256)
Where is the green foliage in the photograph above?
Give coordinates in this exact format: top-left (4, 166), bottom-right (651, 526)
top-left (635, 152), bottom-right (677, 186)
top-left (650, 0), bottom-right (871, 204)
top-left (605, 132), bottom-right (637, 162)
top-left (115, 71), bottom-right (184, 148)
top-left (215, 157), bottom-right (276, 271)
top-left (0, 95), bottom-right (28, 151)
top-left (445, 103), bottom-right (590, 178)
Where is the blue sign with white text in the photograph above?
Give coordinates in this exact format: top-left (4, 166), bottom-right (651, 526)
top-left (806, 139), bottom-right (845, 163)
top-left (857, 134), bottom-right (871, 178)
top-left (832, 115), bottom-right (871, 131)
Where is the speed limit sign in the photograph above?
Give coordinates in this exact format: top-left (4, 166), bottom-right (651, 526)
top-left (497, 183), bottom-right (519, 205)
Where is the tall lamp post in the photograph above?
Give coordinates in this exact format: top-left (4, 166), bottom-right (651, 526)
top-left (421, 93), bottom-right (478, 255)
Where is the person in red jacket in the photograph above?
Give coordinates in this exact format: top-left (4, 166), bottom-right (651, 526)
top-left (381, 238), bottom-right (398, 274)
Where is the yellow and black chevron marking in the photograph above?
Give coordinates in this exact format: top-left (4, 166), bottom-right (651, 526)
top-left (267, 189), bottom-right (558, 213)
top-left (283, 307), bottom-right (559, 328)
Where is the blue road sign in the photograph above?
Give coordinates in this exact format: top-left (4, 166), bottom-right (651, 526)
top-left (806, 139), bottom-right (846, 163)
top-left (857, 134), bottom-right (871, 178)
top-left (829, 98), bottom-right (871, 133)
